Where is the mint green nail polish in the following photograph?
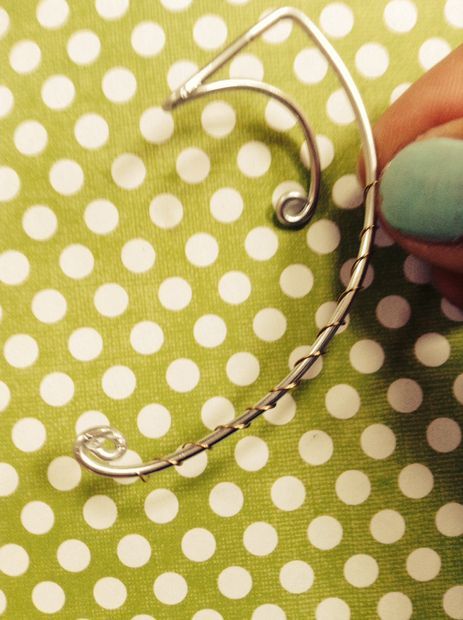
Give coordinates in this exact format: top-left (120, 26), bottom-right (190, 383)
top-left (379, 137), bottom-right (463, 242)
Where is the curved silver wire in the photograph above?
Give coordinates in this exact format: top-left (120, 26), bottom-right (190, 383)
top-left (74, 6), bottom-right (378, 480)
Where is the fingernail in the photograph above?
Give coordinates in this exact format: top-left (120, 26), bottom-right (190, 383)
top-left (379, 137), bottom-right (463, 242)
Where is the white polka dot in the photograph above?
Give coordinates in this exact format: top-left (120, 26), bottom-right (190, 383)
top-left (154, 572), bottom-right (188, 605)
top-left (427, 417), bottom-right (461, 453)
top-left (137, 403), bottom-right (171, 438)
top-left (218, 271), bottom-right (251, 304)
top-left (84, 199), bottom-right (119, 235)
top-left (68, 327), bottom-right (103, 361)
top-left (67, 30), bottom-right (101, 65)
top-left (59, 243), bottom-right (94, 279)
top-left (406, 548), bottom-right (441, 582)
top-left (3, 334), bottom-right (39, 368)
top-left (102, 365), bottom-right (136, 400)
top-left (47, 456), bottom-right (81, 490)
top-left (130, 321), bottom-right (164, 355)
top-left (243, 522), bottom-right (278, 556)
top-left (340, 258), bottom-right (374, 288)
top-left (0, 85), bottom-right (14, 118)
top-left (131, 21), bottom-right (165, 57)
top-left (414, 332), bottom-right (450, 367)
top-left (166, 358), bottom-right (200, 392)
top-left (264, 99), bottom-right (296, 132)
top-left (21, 501), bottom-right (54, 534)
top-left (49, 159), bottom-right (83, 195)
top-left (23, 205), bottom-right (57, 240)
top-left (245, 226), bottom-right (278, 261)
top-left (319, 3), bottom-right (354, 38)
top-left (355, 43), bottom-right (389, 78)
top-left (454, 374), bottom-right (463, 405)
top-left (210, 187), bottom-right (243, 223)
top-left (182, 528), bottom-right (216, 562)
top-left (0, 462), bottom-right (19, 496)
top-left (398, 463), bottom-right (433, 498)
top-left (235, 436), bottom-right (269, 472)
top-left (384, 0), bottom-right (417, 32)
top-left (279, 264), bottom-right (313, 298)
top-left (387, 378), bottom-right (423, 413)
top-left (175, 452), bottom-right (206, 479)
top-left (377, 592), bottom-right (413, 620)
top-left (271, 475), bottom-right (305, 511)
top-left (37, 0), bottom-right (69, 28)
top-left (75, 410), bottom-right (109, 435)
top-left (149, 193), bottom-right (183, 228)
top-left (0, 544), bottom-right (29, 576)
top-left (158, 277), bottom-right (192, 310)
top-left (167, 60), bottom-right (198, 90)
top-left (83, 495), bottom-right (117, 529)
top-left (96, 0), bottom-right (129, 20)
top-left (445, 0), bottom-right (463, 27)
top-left (238, 141), bottom-right (271, 177)
top-left (253, 308), bottom-right (286, 341)
top-left (436, 502), bottom-right (463, 537)
top-left (144, 488), bottom-right (178, 523)
top-left (294, 48), bottom-right (328, 84)
top-left (326, 89), bottom-right (355, 125)
top-left (94, 577), bottom-right (127, 609)
top-left (0, 7), bottom-right (9, 39)
top-left (403, 254), bottom-right (431, 283)
top-left (32, 289), bottom-right (67, 323)
top-left (160, 0), bottom-right (191, 11)
top-left (307, 515), bottom-right (343, 550)
top-left (201, 396), bottom-right (234, 429)
top-left (0, 381), bottom-right (10, 412)
top-left (325, 384), bottom-right (360, 419)
top-left (298, 430), bottom-right (333, 465)
top-left (370, 509), bottom-right (405, 544)
top-left (442, 298), bottom-right (463, 321)
top-left (218, 566), bottom-right (252, 599)
top-left (117, 534), bottom-right (151, 568)
top-left (263, 394), bottom-right (296, 426)
top-left (252, 603), bottom-right (286, 620)
top-left (316, 597), bottom-right (351, 620)
top-left (419, 37), bottom-right (451, 69)
top-left (121, 238), bottom-right (155, 273)
top-left (193, 15), bottom-right (227, 50)
top-left (32, 582), bottom-right (65, 614)
top-left (279, 560), bottom-right (314, 593)
top-left (336, 470), bottom-right (371, 505)
top-left (229, 53), bottom-right (264, 80)
top-left (186, 232), bottom-right (218, 267)
top-left (201, 101), bottom-right (236, 138)
top-left (41, 74), bottom-right (75, 109)
top-left (57, 539), bottom-right (90, 572)
top-left (343, 554), bottom-right (378, 588)
top-left (390, 82), bottom-right (411, 103)
top-left (102, 67), bottom-right (136, 103)
top-left (176, 147), bottom-right (210, 184)
top-left (307, 219), bottom-right (340, 254)
top-left (0, 167), bottom-right (20, 202)
top-left (209, 482), bottom-right (243, 517)
top-left (444, 586), bottom-right (463, 619)
top-left (111, 153), bottom-right (146, 189)
top-left (374, 223), bottom-right (395, 247)
top-left (39, 372), bottom-right (74, 407)
top-left (0, 250), bottom-right (29, 285)
top-left (332, 174), bottom-right (363, 209)
top-left (9, 40), bottom-right (41, 74)
top-left (315, 301), bottom-right (349, 334)
top-left (140, 106), bottom-right (173, 144)
top-left (350, 339), bottom-right (385, 373)
top-left (12, 418), bottom-right (46, 452)
top-left (300, 134), bottom-right (334, 171)
top-left (260, 10), bottom-right (292, 43)
top-left (74, 113), bottom-right (109, 149)
top-left (376, 295), bottom-right (411, 328)
top-left (14, 120), bottom-right (48, 156)
top-left (94, 283), bottom-right (129, 317)
top-left (226, 352), bottom-right (259, 386)
top-left (194, 314), bottom-right (226, 348)
top-left (361, 423), bottom-right (396, 459)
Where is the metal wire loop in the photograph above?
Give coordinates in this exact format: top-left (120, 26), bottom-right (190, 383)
top-left (73, 6), bottom-right (378, 481)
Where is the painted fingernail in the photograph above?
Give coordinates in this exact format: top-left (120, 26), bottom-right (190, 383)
top-left (379, 137), bottom-right (463, 242)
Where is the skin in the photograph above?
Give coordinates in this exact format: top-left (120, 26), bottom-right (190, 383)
top-left (358, 43), bottom-right (463, 308)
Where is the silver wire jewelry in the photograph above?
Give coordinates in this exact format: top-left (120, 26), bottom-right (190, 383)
top-left (74, 6), bottom-right (378, 481)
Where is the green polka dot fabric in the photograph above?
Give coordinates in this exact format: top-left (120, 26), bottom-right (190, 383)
top-left (0, 0), bottom-right (462, 617)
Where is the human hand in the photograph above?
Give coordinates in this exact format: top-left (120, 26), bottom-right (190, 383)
top-left (358, 44), bottom-right (463, 308)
